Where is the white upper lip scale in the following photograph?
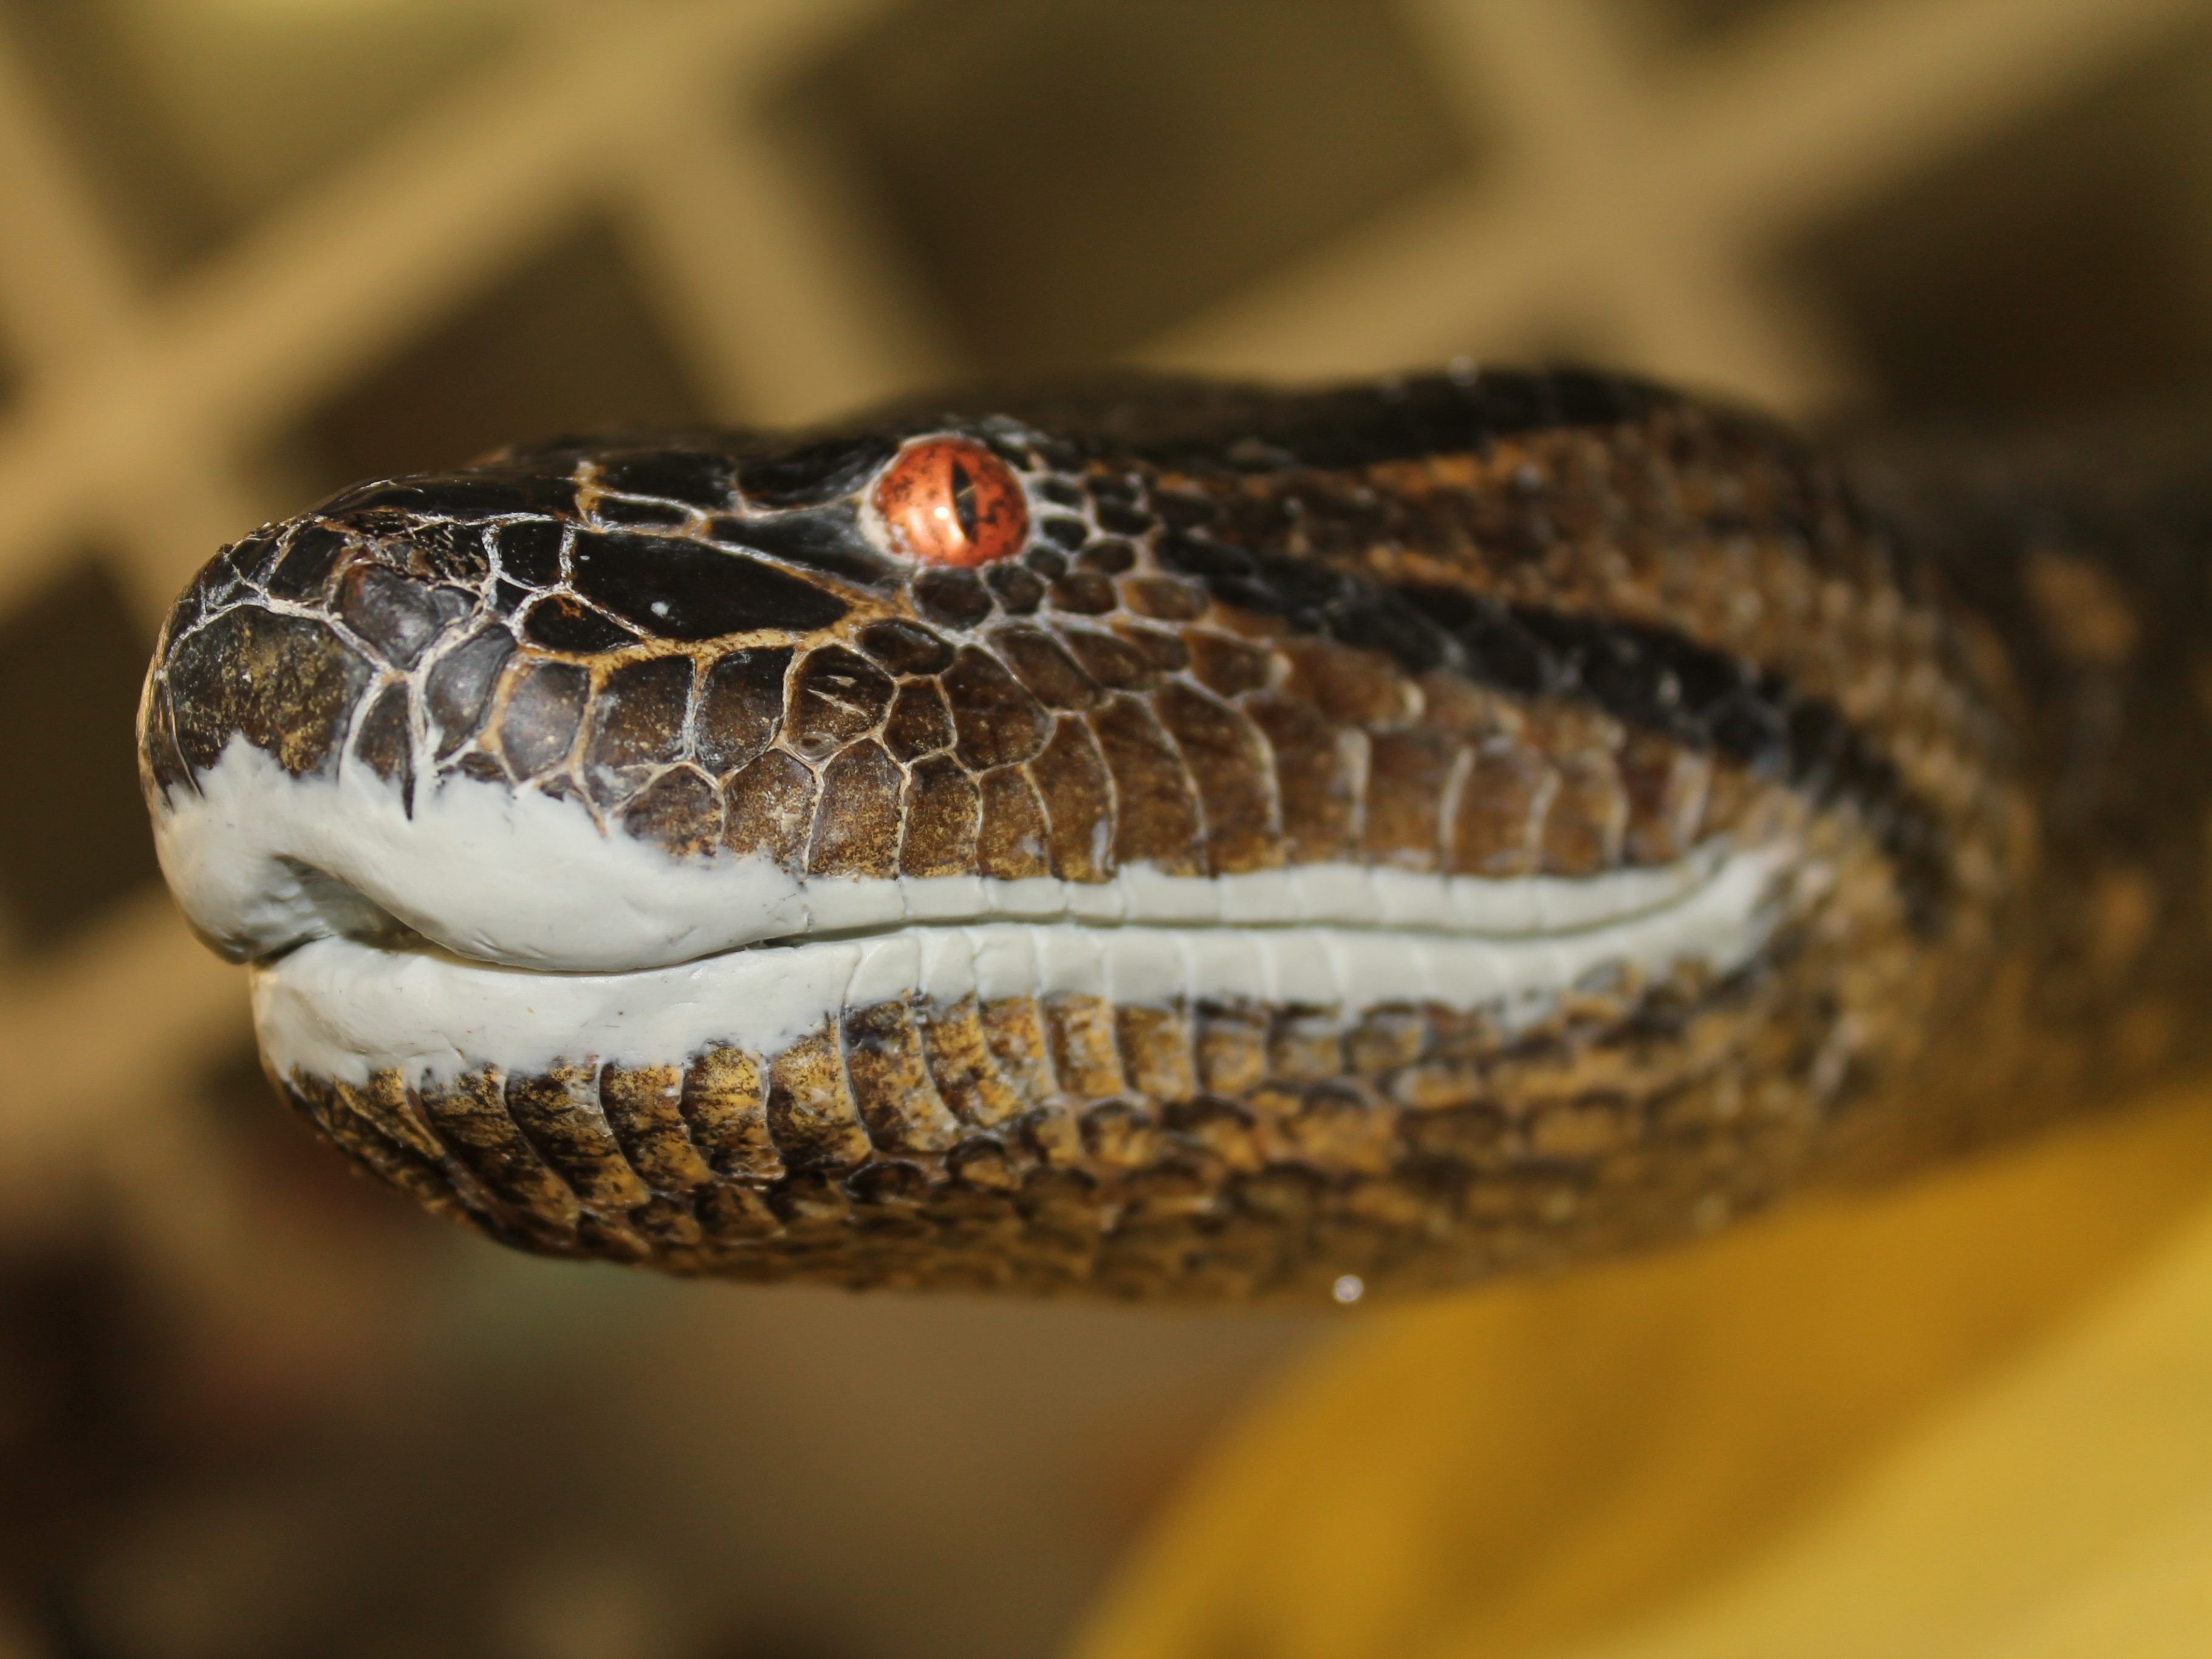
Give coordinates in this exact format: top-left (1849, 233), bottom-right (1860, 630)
top-left (156, 734), bottom-right (1751, 972)
top-left (157, 736), bottom-right (1795, 1086)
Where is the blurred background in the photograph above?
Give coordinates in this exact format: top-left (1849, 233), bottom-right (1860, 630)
top-left (0, 0), bottom-right (2207, 1654)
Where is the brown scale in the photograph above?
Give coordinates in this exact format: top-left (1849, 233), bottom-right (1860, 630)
top-left (1361, 726), bottom-right (1455, 869)
top-left (806, 741), bottom-right (900, 877)
top-left (916, 997), bottom-right (1026, 1129)
top-left (1195, 1004), bottom-right (1271, 1096)
top-left (975, 768), bottom-right (1051, 878)
top-left (414, 1070), bottom-right (582, 1247)
top-left (597, 1062), bottom-right (712, 1193)
top-left (1024, 717), bottom-right (1114, 880)
top-left (1087, 694), bottom-right (1207, 873)
top-left (722, 751), bottom-right (815, 864)
top-left (1043, 995), bottom-right (1128, 1100)
top-left (898, 755), bottom-right (978, 876)
top-left (841, 1002), bottom-right (964, 1152)
top-left (763, 1026), bottom-right (872, 1171)
top-left (676, 1045), bottom-right (780, 1180)
top-left (1154, 679), bottom-right (1282, 872)
top-left (1115, 1004), bottom-right (1198, 1103)
top-left (501, 1062), bottom-right (652, 1216)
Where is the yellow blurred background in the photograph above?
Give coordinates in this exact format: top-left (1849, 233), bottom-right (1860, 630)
top-left (0, 0), bottom-right (2209, 1654)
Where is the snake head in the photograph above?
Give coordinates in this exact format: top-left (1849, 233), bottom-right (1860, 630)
top-left (135, 370), bottom-right (2025, 1297)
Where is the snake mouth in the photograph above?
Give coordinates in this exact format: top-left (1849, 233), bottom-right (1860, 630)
top-left (245, 836), bottom-right (1792, 1091)
top-left (158, 731), bottom-right (1798, 1089)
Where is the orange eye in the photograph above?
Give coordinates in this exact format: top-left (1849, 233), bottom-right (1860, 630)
top-left (872, 437), bottom-right (1028, 567)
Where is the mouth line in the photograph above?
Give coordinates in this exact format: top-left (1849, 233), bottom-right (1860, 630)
top-left (248, 844), bottom-right (1794, 1089)
top-left (306, 838), bottom-right (1750, 982)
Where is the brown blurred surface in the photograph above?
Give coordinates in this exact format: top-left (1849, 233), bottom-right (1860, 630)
top-left (0, 0), bottom-right (2207, 1655)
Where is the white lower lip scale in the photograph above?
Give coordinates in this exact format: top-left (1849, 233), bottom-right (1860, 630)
top-left (252, 845), bottom-right (1788, 1086)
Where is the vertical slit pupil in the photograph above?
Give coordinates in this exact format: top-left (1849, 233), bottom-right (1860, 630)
top-left (949, 459), bottom-right (979, 544)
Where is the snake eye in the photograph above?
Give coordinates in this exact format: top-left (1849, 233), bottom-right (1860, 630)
top-left (872, 437), bottom-right (1028, 567)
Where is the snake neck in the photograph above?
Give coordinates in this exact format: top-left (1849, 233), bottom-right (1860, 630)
top-left (1855, 421), bottom-right (2212, 1148)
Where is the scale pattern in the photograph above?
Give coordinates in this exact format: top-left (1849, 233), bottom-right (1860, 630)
top-left (137, 368), bottom-right (2076, 1299)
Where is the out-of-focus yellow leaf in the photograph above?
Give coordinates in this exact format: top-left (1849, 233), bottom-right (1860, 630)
top-left (1073, 1083), bottom-right (2212, 1659)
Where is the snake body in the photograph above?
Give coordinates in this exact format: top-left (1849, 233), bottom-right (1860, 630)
top-left (135, 369), bottom-right (2212, 1300)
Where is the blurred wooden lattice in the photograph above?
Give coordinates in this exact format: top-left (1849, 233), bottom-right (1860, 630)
top-left (0, 0), bottom-right (2203, 1225)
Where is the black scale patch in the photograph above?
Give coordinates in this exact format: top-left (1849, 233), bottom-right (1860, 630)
top-left (569, 532), bottom-right (854, 640)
